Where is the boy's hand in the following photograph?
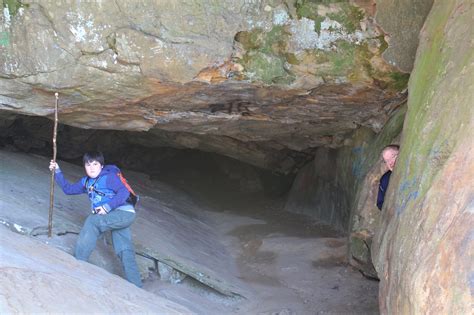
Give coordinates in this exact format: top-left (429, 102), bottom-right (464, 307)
top-left (94, 206), bottom-right (107, 215)
top-left (49, 160), bottom-right (60, 172)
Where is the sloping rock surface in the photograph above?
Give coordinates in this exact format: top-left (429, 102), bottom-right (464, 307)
top-left (0, 225), bottom-right (191, 314)
top-left (0, 150), bottom-right (249, 298)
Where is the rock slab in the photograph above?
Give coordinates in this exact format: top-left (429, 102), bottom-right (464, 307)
top-left (372, 0), bottom-right (474, 313)
top-left (0, 225), bottom-right (192, 314)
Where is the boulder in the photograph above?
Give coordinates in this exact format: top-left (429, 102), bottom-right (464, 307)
top-left (372, 1), bottom-right (474, 313)
top-left (375, 0), bottom-right (433, 72)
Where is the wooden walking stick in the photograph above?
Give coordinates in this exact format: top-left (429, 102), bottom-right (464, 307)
top-left (48, 92), bottom-right (59, 238)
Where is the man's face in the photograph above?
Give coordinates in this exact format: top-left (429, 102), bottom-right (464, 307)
top-left (382, 149), bottom-right (398, 171)
top-left (84, 160), bottom-right (103, 178)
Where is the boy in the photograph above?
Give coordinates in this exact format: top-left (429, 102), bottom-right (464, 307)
top-left (49, 151), bottom-right (142, 288)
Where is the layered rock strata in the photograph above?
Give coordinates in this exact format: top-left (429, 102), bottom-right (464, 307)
top-left (0, 0), bottom-right (410, 173)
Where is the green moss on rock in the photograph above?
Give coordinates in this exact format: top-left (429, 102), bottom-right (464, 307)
top-left (243, 51), bottom-right (292, 84)
top-left (296, 0), bottom-right (356, 33)
top-left (235, 30), bottom-right (264, 50)
top-left (296, 0), bottom-right (348, 17)
top-left (377, 35), bottom-right (389, 54)
top-left (285, 52), bottom-right (300, 65)
top-left (236, 25), bottom-right (294, 84)
top-left (3, 0), bottom-right (26, 17)
top-left (329, 41), bottom-right (356, 75)
top-left (313, 15), bottom-right (326, 33)
top-left (389, 72), bottom-right (410, 91)
top-left (350, 235), bottom-right (368, 260)
top-left (327, 3), bottom-right (364, 33)
top-left (235, 25), bottom-right (291, 55)
top-left (234, 1), bottom-right (397, 86)
top-left (295, 1), bottom-right (319, 20)
top-left (261, 25), bottom-right (290, 54)
top-left (297, 1), bottom-right (364, 33)
top-left (307, 40), bottom-right (360, 78)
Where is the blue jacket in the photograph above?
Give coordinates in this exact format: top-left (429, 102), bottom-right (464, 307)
top-left (377, 170), bottom-right (392, 210)
top-left (55, 165), bottom-right (132, 213)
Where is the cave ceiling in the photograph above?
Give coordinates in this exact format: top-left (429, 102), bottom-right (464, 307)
top-left (0, 0), bottom-right (410, 173)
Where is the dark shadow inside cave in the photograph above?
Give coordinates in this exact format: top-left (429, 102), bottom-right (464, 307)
top-left (0, 113), bottom-right (295, 209)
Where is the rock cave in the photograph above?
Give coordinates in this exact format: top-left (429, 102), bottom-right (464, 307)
top-left (0, 0), bottom-right (472, 314)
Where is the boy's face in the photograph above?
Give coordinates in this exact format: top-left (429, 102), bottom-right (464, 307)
top-left (84, 160), bottom-right (103, 178)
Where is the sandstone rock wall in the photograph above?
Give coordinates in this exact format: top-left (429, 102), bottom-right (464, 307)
top-left (284, 103), bottom-right (405, 234)
top-left (372, 0), bottom-right (473, 313)
top-left (284, 146), bottom-right (352, 231)
top-left (347, 104), bottom-right (405, 277)
top-left (375, 0), bottom-right (433, 72)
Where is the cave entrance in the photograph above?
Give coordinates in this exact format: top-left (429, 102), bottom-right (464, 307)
top-left (0, 113), bottom-right (379, 314)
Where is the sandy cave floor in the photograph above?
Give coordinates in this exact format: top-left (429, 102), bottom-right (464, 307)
top-left (138, 185), bottom-right (380, 315)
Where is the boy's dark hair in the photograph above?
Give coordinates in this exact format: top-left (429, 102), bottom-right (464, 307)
top-left (83, 151), bottom-right (104, 166)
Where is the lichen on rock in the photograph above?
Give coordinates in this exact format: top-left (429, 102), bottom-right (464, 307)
top-left (233, 0), bottom-right (407, 90)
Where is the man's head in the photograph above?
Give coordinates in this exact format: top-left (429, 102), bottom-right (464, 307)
top-left (382, 145), bottom-right (399, 171)
top-left (83, 151), bottom-right (104, 178)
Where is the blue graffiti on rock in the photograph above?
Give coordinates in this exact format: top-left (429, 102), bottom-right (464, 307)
top-left (351, 146), bottom-right (365, 179)
top-left (395, 178), bottom-right (419, 215)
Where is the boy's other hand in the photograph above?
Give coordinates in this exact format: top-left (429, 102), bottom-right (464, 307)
top-left (49, 160), bottom-right (59, 172)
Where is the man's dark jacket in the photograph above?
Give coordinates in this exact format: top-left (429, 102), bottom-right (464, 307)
top-left (377, 170), bottom-right (392, 210)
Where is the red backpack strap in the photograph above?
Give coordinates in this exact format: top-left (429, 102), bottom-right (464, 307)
top-left (117, 172), bottom-right (137, 196)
